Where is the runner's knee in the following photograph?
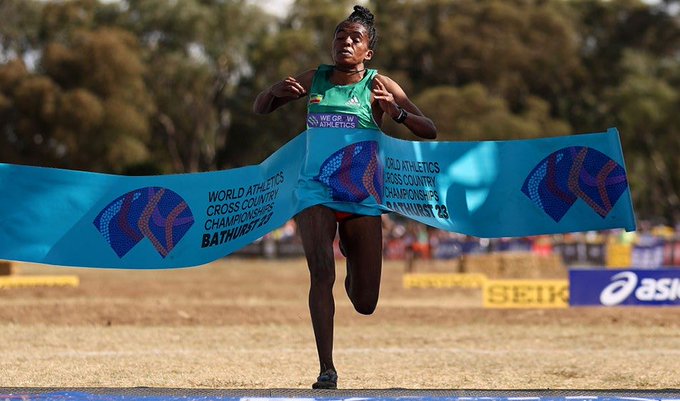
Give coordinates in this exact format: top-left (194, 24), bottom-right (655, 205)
top-left (307, 249), bottom-right (336, 288)
top-left (351, 294), bottom-right (378, 315)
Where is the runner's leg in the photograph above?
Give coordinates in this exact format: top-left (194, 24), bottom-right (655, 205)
top-left (295, 206), bottom-right (338, 374)
top-left (338, 215), bottom-right (383, 315)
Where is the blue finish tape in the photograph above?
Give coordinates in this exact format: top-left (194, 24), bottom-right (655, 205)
top-left (0, 127), bottom-right (636, 269)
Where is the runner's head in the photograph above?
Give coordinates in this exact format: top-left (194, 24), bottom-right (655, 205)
top-left (332, 5), bottom-right (377, 65)
top-left (336, 5), bottom-right (377, 50)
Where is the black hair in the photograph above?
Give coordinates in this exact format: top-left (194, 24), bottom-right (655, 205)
top-left (336, 5), bottom-right (378, 50)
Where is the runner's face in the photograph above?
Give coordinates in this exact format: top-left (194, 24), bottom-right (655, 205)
top-left (332, 22), bottom-right (373, 66)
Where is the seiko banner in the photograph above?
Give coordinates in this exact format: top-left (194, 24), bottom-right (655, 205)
top-left (569, 269), bottom-right (680, 306)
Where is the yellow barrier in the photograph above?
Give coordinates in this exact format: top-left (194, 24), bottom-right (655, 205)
top-left (0, 275), bottom-right (80, 289)
top-left (606, 243), bottom-right (632, 268)
top-left (403, 273), bottom-right (487, 289)
top-left (483, 279), bottom-right (569, 308)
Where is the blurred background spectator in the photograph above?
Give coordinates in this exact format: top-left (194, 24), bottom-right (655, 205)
top-left (234, 215), bottom-right (680, 271)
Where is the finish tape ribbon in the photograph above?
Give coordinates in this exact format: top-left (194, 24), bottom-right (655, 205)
top-left (0, 127), bottom-right (636, 269)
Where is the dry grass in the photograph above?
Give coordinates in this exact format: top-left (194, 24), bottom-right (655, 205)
top-left (0, 257), bottom-right (678, 389)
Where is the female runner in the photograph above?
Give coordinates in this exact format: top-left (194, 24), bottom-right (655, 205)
top-left (253, 5), bottom-right (436, 389)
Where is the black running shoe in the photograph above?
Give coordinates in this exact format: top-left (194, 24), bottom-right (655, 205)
top-left (312, 368), bottom-right (338, 389)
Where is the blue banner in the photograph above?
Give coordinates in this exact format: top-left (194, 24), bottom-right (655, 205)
top-left (0, 127), bottom-right (635, 269)
top-left (570, 269), bottom-right (680, 306)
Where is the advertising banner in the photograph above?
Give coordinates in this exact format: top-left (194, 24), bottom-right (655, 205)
top-left (569, 269), bottom-right (680, 306)
top-left (631, 242), bottom-right (665, 269)
top-left (482, 279), bottom-right (569, 308)
top-left (403, 273), bottom-right (487, 289)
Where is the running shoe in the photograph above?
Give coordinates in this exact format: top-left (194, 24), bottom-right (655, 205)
top-left (312, 368), bottom-right (338, 389)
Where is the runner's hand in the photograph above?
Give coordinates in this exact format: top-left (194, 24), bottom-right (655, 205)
top-left (373, 79), bottom-right (400, 119)
top-left (270, 77), bottom-right (307, 98)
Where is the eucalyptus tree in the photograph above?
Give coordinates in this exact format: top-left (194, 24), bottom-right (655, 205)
top-left (0, 0), bottom-right (152, 172)
top-left (120, 0), bottom-right (271, 172)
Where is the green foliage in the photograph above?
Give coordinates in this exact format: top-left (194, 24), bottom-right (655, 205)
top-left (0, 0), bottom-right (42, 59)
top-left (413, 84), bottom-right (570, 142)
top-left (0, 6), bottom-right (152, 172)
top-left (119, 0), bottom-right (272, 172)
top-left (372, 0), bottom-right (583, 113)
top-left (605, 50), bottom-right (680, 222)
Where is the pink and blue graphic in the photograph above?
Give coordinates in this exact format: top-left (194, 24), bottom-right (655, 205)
top-left (93, 187), bottom-right (194, 258)
top-left (314, 141), bottom-right (383, 204)
top-left (522, 146), bottom-right (628, 222)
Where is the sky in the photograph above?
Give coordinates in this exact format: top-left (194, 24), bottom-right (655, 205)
top-left (247, 0), bottom-right (294, 17)
top-left (246, 0), bottom-right (672, 18)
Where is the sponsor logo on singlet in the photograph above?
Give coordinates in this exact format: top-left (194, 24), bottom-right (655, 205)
top-left (309, 94), bottom-right (323, 104)
top-left (345, 96), bottom-right (361, 107)
top-left (307, 113), bottom-right (358, 129)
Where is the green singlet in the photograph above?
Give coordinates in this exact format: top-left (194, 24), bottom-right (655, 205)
top-left (306, 64), bottom-right (380, 130)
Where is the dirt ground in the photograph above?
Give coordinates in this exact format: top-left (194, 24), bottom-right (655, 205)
top-left (1, 257), bottom-right (679, 390)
